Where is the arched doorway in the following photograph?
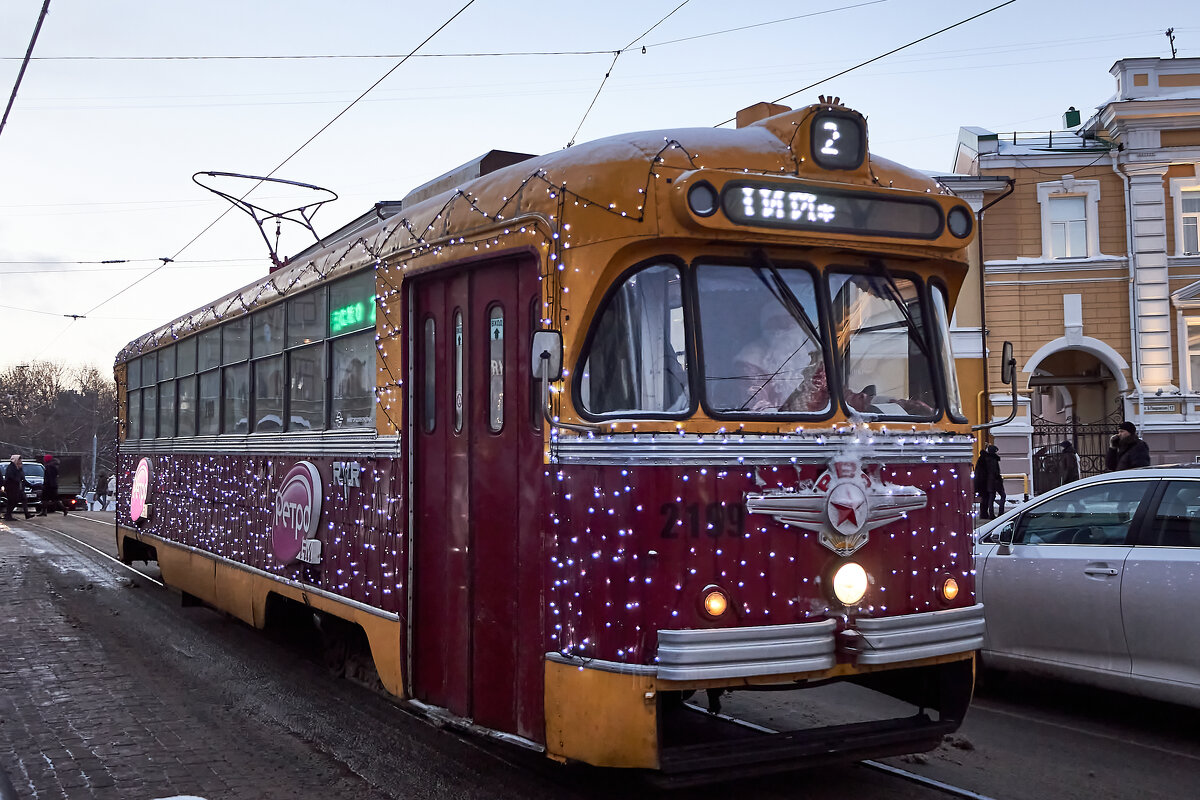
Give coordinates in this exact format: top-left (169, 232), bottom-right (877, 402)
top-left (1025, 346), bottom-right (1126, 493)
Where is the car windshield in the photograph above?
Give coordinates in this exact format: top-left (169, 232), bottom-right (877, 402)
top-left (23, 463), bottom-right (44, 478)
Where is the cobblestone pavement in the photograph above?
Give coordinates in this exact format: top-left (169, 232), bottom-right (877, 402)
top-left (0, 517), bottom-right (399, 799)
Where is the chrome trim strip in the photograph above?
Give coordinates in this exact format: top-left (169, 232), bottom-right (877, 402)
top-left (655, 619), bottom-right (837, 681)
top-left (546, 652), bottom-right (659, 677)
top-left (843, 603), bottom-right (984, 666)
top-left (551, 431), bottom-right (974, 466)
top-left (119, 431), bottom-right (401, 458)
top-left (119, 525), bottom-right (400, 622)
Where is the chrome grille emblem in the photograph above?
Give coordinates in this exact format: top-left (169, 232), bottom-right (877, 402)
top-left (745, 457), bottom-right (927, 555)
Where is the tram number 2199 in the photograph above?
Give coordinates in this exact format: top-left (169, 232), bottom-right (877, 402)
top-left (660, 502), bottom-right (746, 539)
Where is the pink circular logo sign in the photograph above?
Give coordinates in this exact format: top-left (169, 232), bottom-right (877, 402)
top-left (130, 457), bottom-right (152, 521)
top-left (272, 461), bottom-right (323, 564)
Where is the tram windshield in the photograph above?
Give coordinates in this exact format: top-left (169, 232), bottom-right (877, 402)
top-left (828, 269), bottom-right (938, 418)
top-left (578, 258), bottom-right (958, 421)
top-left (698, 261), bottom-right (829, 414)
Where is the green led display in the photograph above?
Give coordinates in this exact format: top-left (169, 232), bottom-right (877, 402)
top-left (330, 295), bottom-right (377, 334)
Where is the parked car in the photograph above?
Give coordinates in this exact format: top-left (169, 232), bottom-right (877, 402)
top-left (974, 466), bottom-right (1200, 708)
top-left (0, 460), bottom-right (43, 512)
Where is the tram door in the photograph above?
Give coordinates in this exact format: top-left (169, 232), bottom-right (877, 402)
top-left (410, 256), bottom-right (543, 738)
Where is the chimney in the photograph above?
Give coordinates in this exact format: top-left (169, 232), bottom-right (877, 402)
top-left (736, 102), bottom-right (791, 128)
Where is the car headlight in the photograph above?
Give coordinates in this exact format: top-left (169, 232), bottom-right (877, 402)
top-left (831, 562), bottom-right (868, 606)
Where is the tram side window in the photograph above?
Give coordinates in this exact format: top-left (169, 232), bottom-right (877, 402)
top-left (252, 305), bottom-right (285, 357)
top-left (127, 390), bottom-right (141, 440)
top-left (331, 331), bottom-right (374, 429)
top-left (157, 345), bottom-right (176, 382)
top-left (178, 376), bottom-right (197, 437)
top-left (828, 270), bottom-right (937, 419)
top-left (127, 358), bottom-right (141, 391)
top-left (697, 262), bottom-right (828, 415)
top-left (198, 370), bottom-right (220, 435)
top-left (930, 284), bottom-right (964, 420)
top-left (198, 328), bottom-right (221, 371)
top-left (422, 318), bottom-right (436, 433)
top-left (177, 337), bottom-right (197, 376)
top-left (488, 306), bottom-right (504, 431)
top-left (454, 311), bottom-right (464, 433)
top-left (159, 380), bottom-right (176, 438)
top-left (142, 384), bottom-right (158, 439)
top-left (177, 338), bottom-right (197, 437)
top-left (288, 292), bottom-right (326, 347)
top-left (223, 363), bottom-right (250, 434)
top-left (579, 263), bottom-right (689, 416)
top-left (254, 354), bottom-right (285, 432)
top-left (289, 343), bottom-right (325, 431)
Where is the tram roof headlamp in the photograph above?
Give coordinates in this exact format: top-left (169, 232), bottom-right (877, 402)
top-left (947, 206), bottom-right (973, 239)
top-left (831, 562), bottom-right (868, 606)
top-left (687, 182), bottom-right (719, 217)
top-left (701, 585), bottom-right (729, 618)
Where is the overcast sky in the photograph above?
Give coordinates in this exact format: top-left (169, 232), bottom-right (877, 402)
top-left (1, 0), bottom-right (1195, 373)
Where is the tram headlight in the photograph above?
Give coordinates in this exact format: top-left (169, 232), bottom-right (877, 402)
top-left (831, 562), bottom-right (869, 606)
top-left (941, 576), bottom-right (960, 602)
top-left (700, 584), bottom-right (729, 618)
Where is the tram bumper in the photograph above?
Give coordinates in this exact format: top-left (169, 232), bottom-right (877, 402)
top-left (544, 605), bottom-right (983, 775)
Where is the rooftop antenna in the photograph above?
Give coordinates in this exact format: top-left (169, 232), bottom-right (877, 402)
top-left (192, 171), bottom-right (338, 271)
top-left (1166, 28), bottom-right (1177, 58)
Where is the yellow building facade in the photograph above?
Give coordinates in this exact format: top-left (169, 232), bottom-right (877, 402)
top-left (951, 56), bottom-right (1200, 495)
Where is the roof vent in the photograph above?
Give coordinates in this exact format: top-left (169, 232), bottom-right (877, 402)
top-left (1063, 106), bottom-right (1081, 129)
top-left (736, 102), bottom-right (791, 128)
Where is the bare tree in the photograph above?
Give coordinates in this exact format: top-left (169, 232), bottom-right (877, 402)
top-left (0, 360), bottom-right (117, 481)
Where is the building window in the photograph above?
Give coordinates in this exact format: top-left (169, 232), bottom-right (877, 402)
top-left (1048, 196), bottom-right (1087, 258)
top-left (1188, 319), bottom-right (1200, 393)
top-left (1037, 179), bottom-right (1100, 261)
top-left (1185, 193), bottom-right (1200, 255)
top-left (1170, 176), bottom-right (1200, 257)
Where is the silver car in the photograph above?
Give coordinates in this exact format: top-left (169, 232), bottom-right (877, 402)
top-left (974, 466), bottom-right (1200, 709)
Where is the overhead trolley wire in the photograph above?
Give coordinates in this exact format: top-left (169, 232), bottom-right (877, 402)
top-left (79, 0), bottom-right (480, 319)
top-left (566, 0), bottom-right (692, 148)
top-left (714, 0), bottom-right (1019, 127)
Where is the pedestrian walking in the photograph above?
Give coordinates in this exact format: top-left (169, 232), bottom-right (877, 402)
top-left (4, 454), bottom-right (35, 520)
top-left (94, 470), bottom-right (108, 511)
top-left (973, 444), bottom-right (1004, 519)
top-left (38, 456), bottom-right (67, 516)
top-left (1059, 439), bottom-right (1081, 485)
top-left (1105, 421), bottom-right (1151, 472)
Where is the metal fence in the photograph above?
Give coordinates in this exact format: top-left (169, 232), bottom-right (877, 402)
top-left (1031, 403), bottom-right (1124, 495)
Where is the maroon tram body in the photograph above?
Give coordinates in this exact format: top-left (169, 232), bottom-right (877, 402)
top-left (116, 101), bottom-right (983, 778)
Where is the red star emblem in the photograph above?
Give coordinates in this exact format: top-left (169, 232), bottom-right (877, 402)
top-left (831, 499), bottom-right (860, 527)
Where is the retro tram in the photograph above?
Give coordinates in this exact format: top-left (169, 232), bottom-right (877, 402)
top-left (115, 100), bottom-right (985, 780)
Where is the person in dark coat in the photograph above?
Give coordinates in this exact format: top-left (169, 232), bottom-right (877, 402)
top-left (38, 456), bottom-right (66, 516)
top-left (3, 454), bottom-right (34, 520)
top-left (94, 470), bottom-right (108, 511)
top-left (1059, 439), bottom-right (1081, 485)
top-left (1106, 421), bottom-right (1151, 472)
top-left (974, 444), bottom-right (1004, 519)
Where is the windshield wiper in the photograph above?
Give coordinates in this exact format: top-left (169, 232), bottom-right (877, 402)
top-left (868, 258), bottom-right (933, 363)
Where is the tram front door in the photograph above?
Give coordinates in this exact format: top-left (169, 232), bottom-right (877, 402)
top-left (409, 255), bottom-right (543, 739)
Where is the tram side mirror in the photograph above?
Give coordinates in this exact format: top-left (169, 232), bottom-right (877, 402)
top-left (1000, 341), bottom-right (1015, 386)
top-left (532, 330), bottom-right (563, 381)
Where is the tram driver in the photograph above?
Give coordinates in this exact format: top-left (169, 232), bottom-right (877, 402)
top-left (732, 302), bottom-right (827, 413)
